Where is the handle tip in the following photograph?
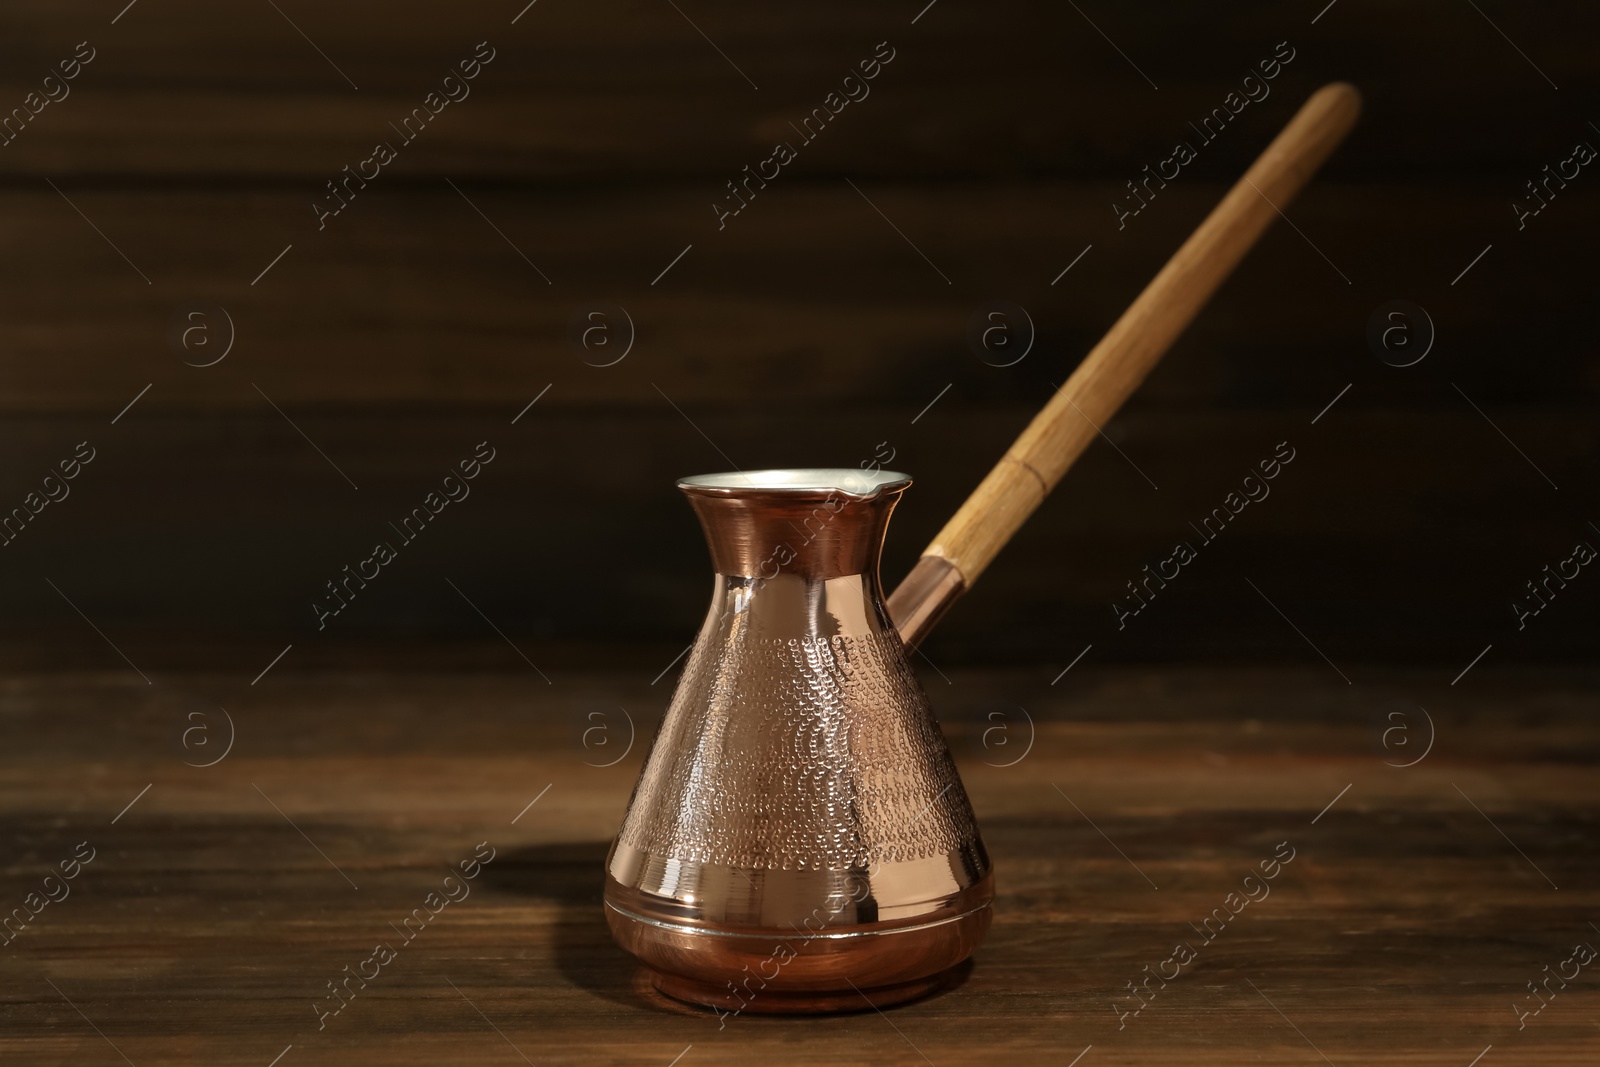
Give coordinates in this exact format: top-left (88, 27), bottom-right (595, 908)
top-left (1311, 81), bottom-right (1363, 125)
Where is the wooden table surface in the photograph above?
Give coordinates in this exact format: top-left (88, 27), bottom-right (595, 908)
top-left (2, 661), bottom-right (1595, 1065)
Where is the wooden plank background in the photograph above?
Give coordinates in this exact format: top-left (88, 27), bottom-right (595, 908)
top-left (3, 6), bottom-right (1597, 1061)
top-left (0, 0), bottom-right (1597, 666)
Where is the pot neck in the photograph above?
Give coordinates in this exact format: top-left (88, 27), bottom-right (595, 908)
top-left (679, 471), bottom-right (909, 582)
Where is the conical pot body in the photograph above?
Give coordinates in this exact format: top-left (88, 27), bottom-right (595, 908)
top-left (605, 468), bottom-right (992, 1014)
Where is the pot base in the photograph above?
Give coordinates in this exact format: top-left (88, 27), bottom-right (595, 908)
top-left (605, 877), bottom-right (992, 1016)
top-left (649, 967), bottom-right (957, 1014)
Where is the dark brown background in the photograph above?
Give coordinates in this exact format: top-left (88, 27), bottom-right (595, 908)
top-left (3, 6), bottom-right (1599, 1065)
top-left (1, 0), bottom-right (1596, 673)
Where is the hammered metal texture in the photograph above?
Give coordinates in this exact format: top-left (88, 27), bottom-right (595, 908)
top-left (617, 578), bottom-right (977, 871)
top-left (607, 473), bottom-right (993, 1006)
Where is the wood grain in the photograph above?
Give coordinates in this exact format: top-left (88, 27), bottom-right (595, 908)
top-left (0, 0), bottom-right (1593, 178)
top-left (0, 404), bottom-right (1594, 661)
top-left (0, 182), bottom-right (1596, 412)
top-left (0, 663), bottom-right (1596, 1064)
top-left (1, 0), bottom-right (1597, 658)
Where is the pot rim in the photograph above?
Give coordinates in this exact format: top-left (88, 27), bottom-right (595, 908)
top-left (678, 468), bottom-right (911, 497)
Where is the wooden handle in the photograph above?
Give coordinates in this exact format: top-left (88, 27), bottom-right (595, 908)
top-left (889, 82), bottom-right (1361, 647)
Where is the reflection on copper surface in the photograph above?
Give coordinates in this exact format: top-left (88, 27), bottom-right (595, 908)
top-left (605, 469), bottom-right (992, 1013)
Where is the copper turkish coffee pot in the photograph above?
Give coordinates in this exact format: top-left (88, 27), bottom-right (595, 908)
top-left (605, 84), bottom-right (1361, 1014)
